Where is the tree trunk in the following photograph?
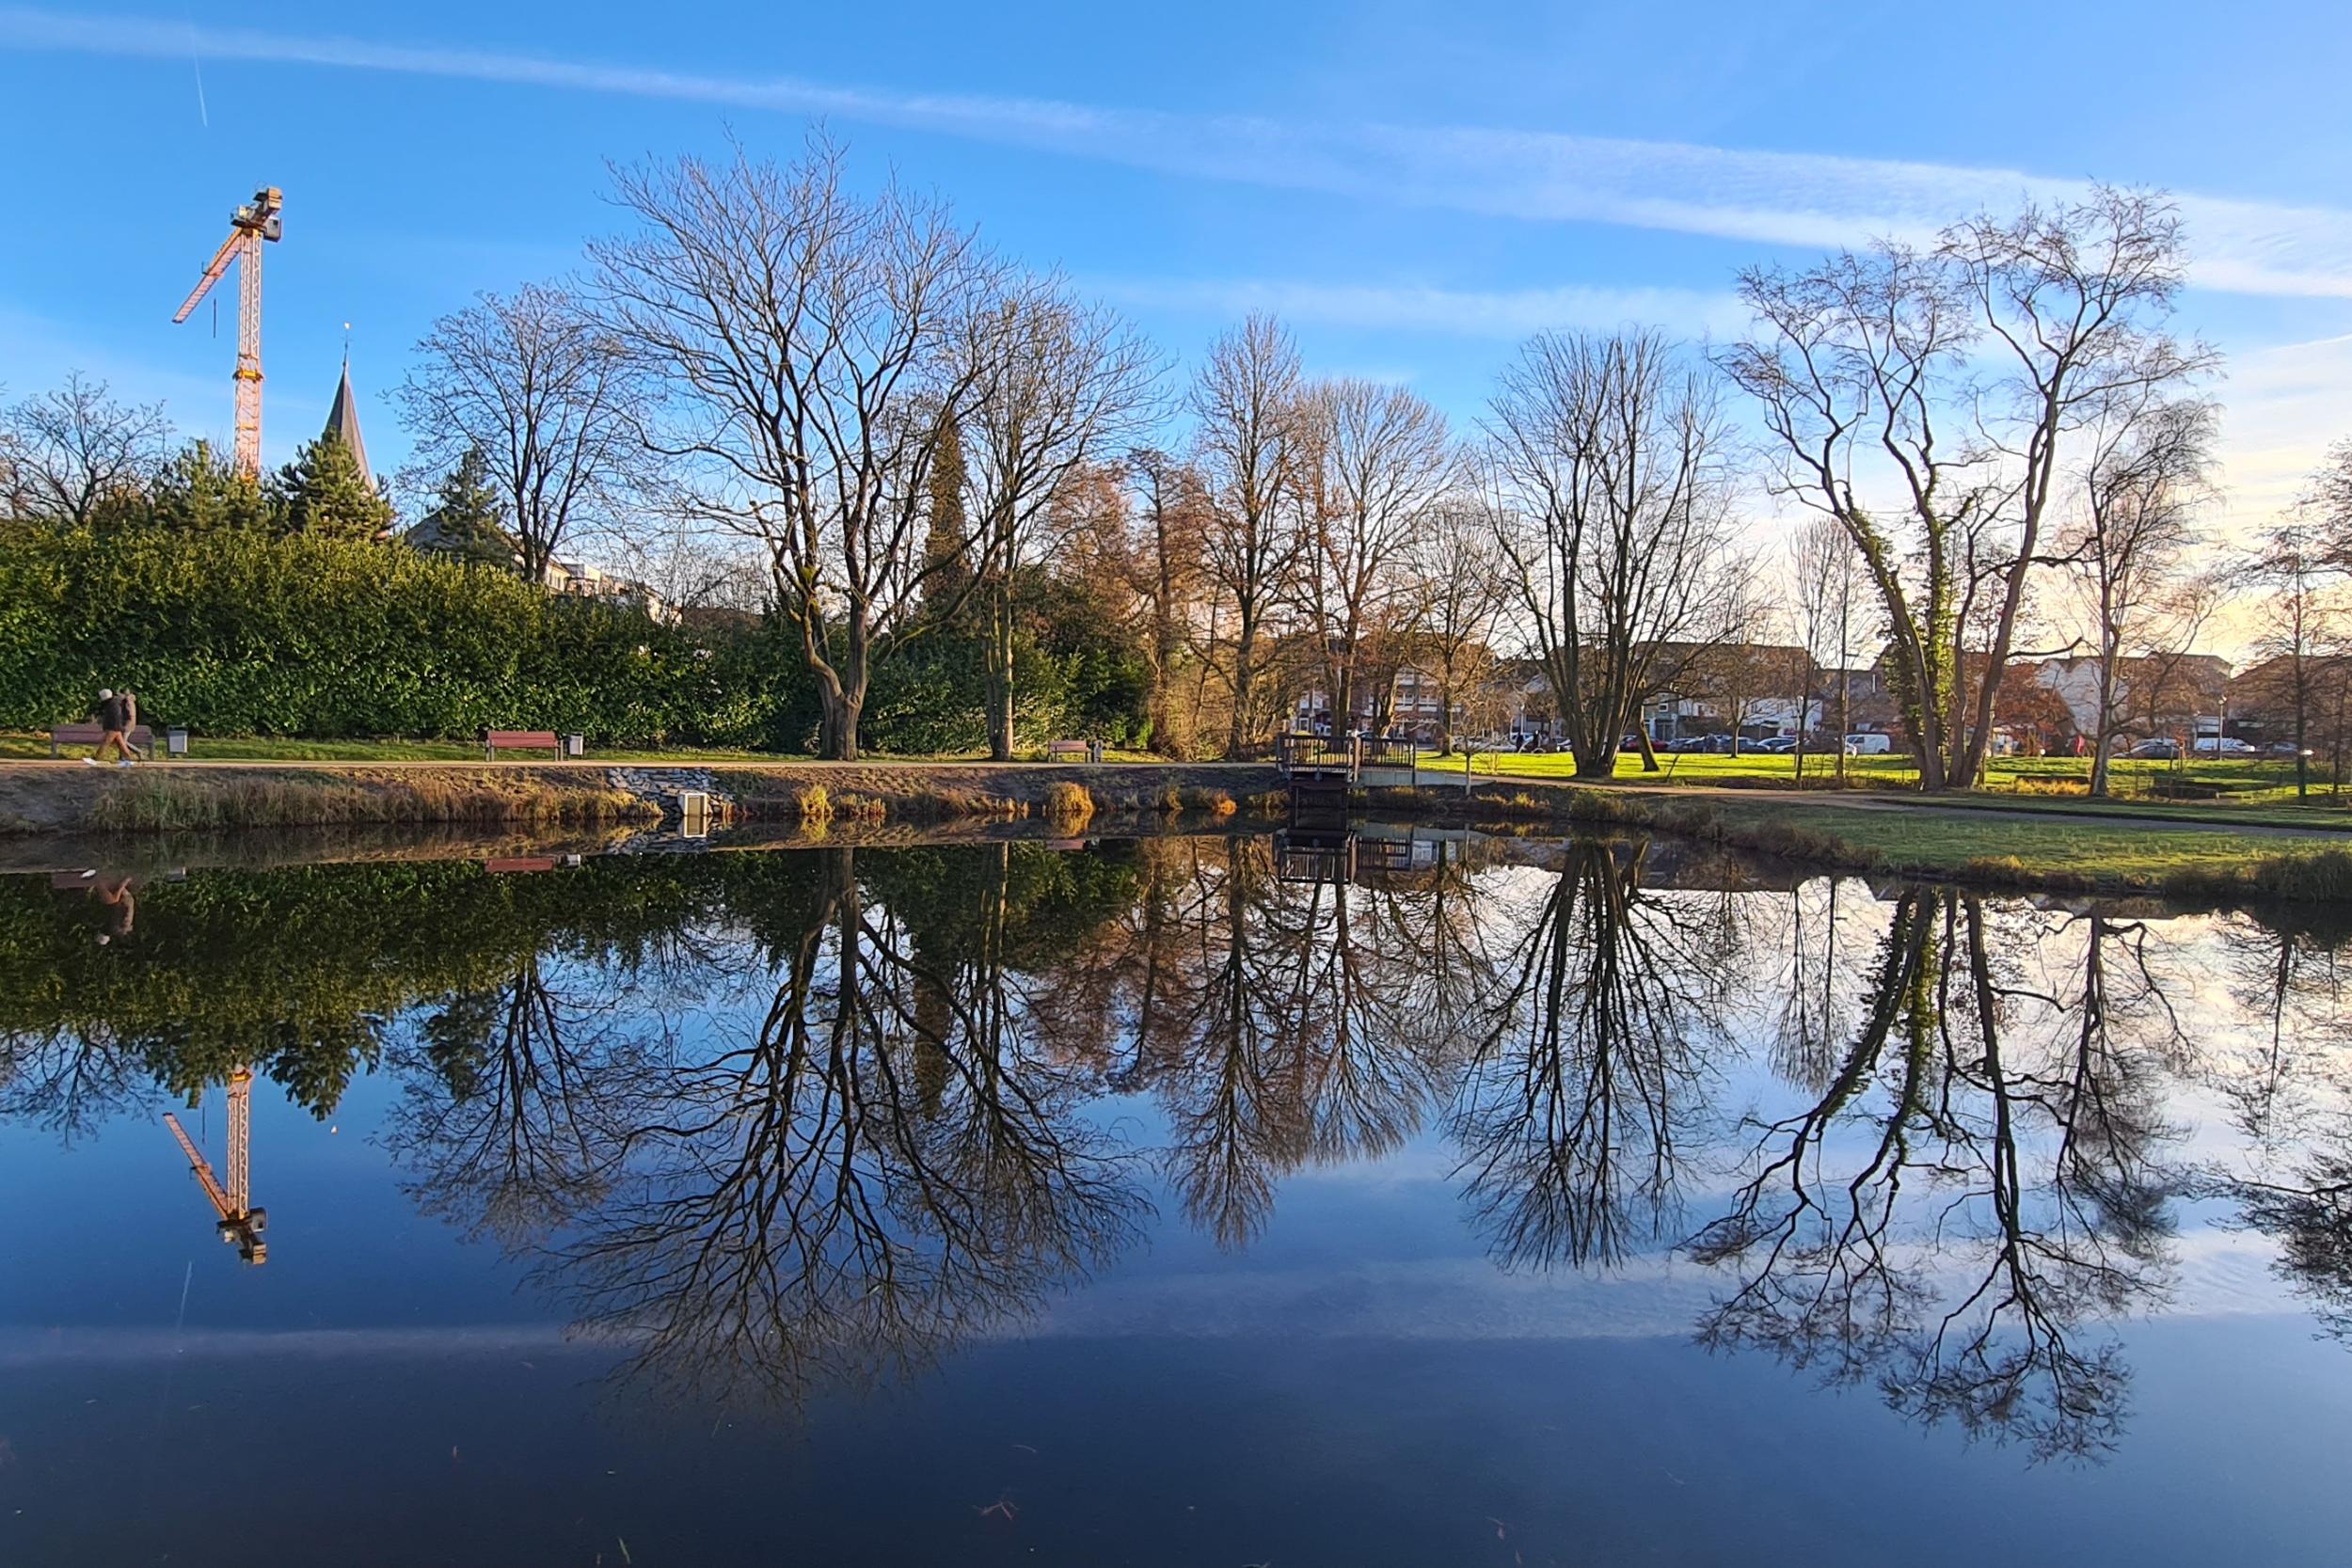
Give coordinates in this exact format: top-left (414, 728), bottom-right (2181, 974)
top-left (1229, 611), bottom-right (1259, 758)
top-left (817, 649), bottom-right (868, 761)
top-left (986, 581), bottom-right (1015, 762)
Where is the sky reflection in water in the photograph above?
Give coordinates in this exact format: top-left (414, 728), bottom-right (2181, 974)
top-left (4, 831), bottom-right (2351, 1565)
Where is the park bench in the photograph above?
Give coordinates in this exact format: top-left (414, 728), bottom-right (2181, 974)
top-left (50, 722), bottom-right (155, 758)
top-left (485, 729), bottom-right (570, 760)
top-left (2149, 776), bottom-right (2228, 801)
top-left (1048, 738), bottom-right (1104, 763)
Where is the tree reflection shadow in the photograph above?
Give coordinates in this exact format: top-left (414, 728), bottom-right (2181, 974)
top-left (1687, 891), bottom-right (2184, 1461)
top-left (1450, 839), bottom-right (1729, 1269)
top-left (532, 847), bottom-right (1147, 1411)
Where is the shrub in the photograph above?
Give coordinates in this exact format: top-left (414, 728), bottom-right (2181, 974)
top-left (2245, 847), bottom-right (2352, 902)
top-left (1043, 780), bottom-right (1096, 827)
top-left (795, 784), bottom-right (834, 823)
top-left (1179, 787), bottom-right (1238, 818)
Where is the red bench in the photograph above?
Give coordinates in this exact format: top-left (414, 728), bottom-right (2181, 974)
top-left (485, 729), bottom-right (569, 760)
top-left (51, 722), bottom-right (155, 758)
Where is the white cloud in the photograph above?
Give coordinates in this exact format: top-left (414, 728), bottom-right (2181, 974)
top-left (1095, 277), bottom-right (1748, 340)
top-left (9, 7), bottom-right (2352, 298)
top-left (2214, 332), bottom-right (2352, 524)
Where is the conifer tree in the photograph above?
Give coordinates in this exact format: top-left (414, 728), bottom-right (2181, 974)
top-left (922, 413), bottom-right (972, 610)
top-left (151, 439), bottom-right (278, 533)
top-left (414, 447), bottom-right (518, 569)
top-left (275, 432), bottom-right (394, 542)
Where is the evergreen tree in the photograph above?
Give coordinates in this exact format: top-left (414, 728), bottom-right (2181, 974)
top-left (151, 439), bottom-right (278, 533)
top-left (275, 431), bottom-right (394, 542)
top-left (414, 447), bottom-right (518, 569)
top-left (922, 413), bottom-right (972, 610)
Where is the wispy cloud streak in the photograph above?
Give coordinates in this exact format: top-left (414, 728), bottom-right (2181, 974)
top-left (9, 7), bottom-right (2352, 298)
top-left (1095, 277), bottom-right (1749, 339)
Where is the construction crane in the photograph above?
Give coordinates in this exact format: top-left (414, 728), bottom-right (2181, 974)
top-left (171, 186), bottom-right (284, 481)
top-left (162, 1066), bottom-right (268, 1264)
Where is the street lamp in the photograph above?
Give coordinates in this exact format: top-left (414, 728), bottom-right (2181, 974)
top-left (2300, 748), bottom-right (2314, 801)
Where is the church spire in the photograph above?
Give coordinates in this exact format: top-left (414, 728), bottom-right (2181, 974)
top-left (323, 337), bottom-right (371, 481)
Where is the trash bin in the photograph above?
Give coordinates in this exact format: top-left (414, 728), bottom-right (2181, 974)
top-left (167, 728), bottom-right (190, 757)
top-left (565, 734), bottom-right (585, 757)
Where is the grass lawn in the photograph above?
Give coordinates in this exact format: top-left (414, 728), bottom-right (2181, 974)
top-left (1458, 746), bottom-right (2352, 811)
top-left (1705, 796), bottom-right (2347, 887)
top-left (0, 733), bottom-right (1187, 767)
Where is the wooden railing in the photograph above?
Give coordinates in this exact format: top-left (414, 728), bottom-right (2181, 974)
top-left (1274, 732), bottom-right (1421, 780)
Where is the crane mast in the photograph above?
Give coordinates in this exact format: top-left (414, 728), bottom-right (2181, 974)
top-left (172, 186), bottom-right (283, 481)
top-left (163, 1066), bottom-right (267, 1264)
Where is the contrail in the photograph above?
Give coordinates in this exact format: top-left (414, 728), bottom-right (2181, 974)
top-left (187, 20), bottom-right (207, 127)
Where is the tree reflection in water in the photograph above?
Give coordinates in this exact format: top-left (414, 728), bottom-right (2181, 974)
top-left (7, 837), bottom-right (2352, 1448)
top-left (535, 846), bottom-right (1148, 1410)
top-left (1450, 839), bottom-right (1728, 1269)
top-left (1686, 892), bottom-right (2192, 1461)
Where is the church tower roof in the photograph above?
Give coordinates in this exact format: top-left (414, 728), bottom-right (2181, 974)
top-left (323, 355), bottom-right (371, 479)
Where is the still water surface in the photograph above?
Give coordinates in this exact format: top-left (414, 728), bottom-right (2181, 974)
top-left (4, 831), bottom-right (2352, 1565)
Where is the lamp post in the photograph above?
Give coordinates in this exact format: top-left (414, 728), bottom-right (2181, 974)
top-left (2300, 748), bottom-right (2314, 801)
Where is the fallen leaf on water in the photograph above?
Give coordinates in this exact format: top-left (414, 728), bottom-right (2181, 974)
top-left (617, 1538), bottom-right (632, 1564)
top-left (450, 1446), bottom-right (460, 1463)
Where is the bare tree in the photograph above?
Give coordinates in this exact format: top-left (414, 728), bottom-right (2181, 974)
top-left (960, 277), bottom-right (1161, 758)
top-left (2062, 397), bottom-right (2216, 794)
top-left (2239, 515), bottom-right (2346, 793)
top-left (593, 135), bottom-right (993, 760)
top-left (1789, 516), bottom-right (1869, 780)
top-left (1406, 499), bottom-right (1509, 755)
top-left (1120, 449), bottom-right (1214, 755)
top-left (1486, 328), bottom-right (1742, 780)
top-left (2307, 436), bottom-right (2352, 572)
top-left (1723, 189), bottom-right (2211, 789)
top-left (1296, 378), bottom-right (1454, 735)
top-left (0, 373), bottom-right (171, 527)
top-left (396, 282), bottom-right (645, 581)
top-left (1192, 314), bottom-right (1307, 756)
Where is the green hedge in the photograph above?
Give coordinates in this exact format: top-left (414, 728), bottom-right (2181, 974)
top-left (0, 528), bottom-right (1151, 752)
top-left (0, 527), bottom-right (797, 746)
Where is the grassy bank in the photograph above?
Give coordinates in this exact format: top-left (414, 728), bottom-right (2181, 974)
top-left (1393, 781), bottom-right (2352, 903)
top-left (0, 760), bottom-right (1286, 838)
top-left (0, 732), bottom-right (1171, 766)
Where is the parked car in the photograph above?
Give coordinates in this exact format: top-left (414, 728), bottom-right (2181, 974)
top-left (1753, 736), bottom-right (1800, 753)
top-left (2267, 740), bottom-right (2307, 756)
top-left (2193, 736), bottom-right (2258, 757)
top-left (1845, 733), bottom-right (1894, 755)
top-left (2123, 737), bottom-right (2182, 760)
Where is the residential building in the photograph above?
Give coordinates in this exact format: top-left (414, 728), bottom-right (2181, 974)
top-left (1291, 663), bottom-right (1453, 742)
top-left (542, 557), bottom-right (679, 625)
top-left (2031, 654), bottom-right (2229, 743)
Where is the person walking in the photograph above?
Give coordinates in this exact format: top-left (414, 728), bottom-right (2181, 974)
top-left (82, 688), bottom-right (136, 768)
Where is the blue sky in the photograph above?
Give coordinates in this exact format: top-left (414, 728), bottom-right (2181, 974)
top-left (4, 0), bottom-right (2349, 531)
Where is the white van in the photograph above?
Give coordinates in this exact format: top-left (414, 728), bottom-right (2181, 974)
top-left (1845, 733), bottom-right (1893, 755)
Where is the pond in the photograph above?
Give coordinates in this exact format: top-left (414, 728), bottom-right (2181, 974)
top-left (4, 829), bottom-right (2351, 1565)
